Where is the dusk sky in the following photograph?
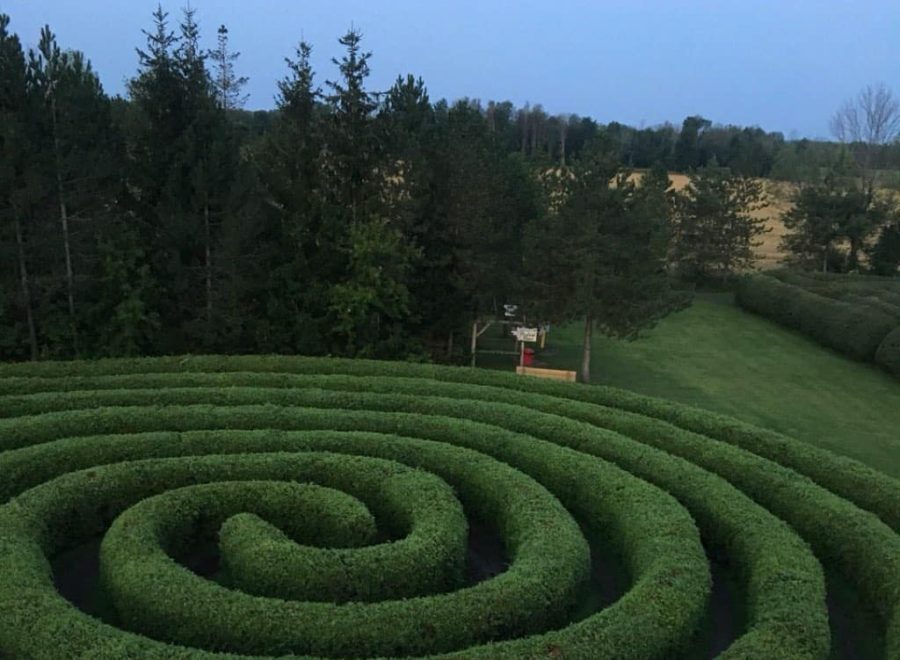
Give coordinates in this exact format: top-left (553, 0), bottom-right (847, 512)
top-left (4, 1), bottom-right (899, 138)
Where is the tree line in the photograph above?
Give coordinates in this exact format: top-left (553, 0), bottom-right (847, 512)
top-left (1, 7), bottom-right (898, 373)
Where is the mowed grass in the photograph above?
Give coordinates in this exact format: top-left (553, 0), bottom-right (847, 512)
top-left (519, 293), bottom-right (900, 478)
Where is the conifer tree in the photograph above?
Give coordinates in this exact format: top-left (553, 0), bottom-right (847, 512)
top-left (27, 26), bottom-right (115, 356)
top-left (209, 25), bottom-right (248, 111)
top-left (526, 145), bottom-right (687, 382)
top-left (670, 169), bottom-right (769, 282)
top-left (0, 14), bottom-right (38, 359)
top-left (324, 28), bottom-right (377, 222)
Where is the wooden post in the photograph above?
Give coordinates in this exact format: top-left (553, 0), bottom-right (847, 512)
top-left (470, 321), bottom-right (478, 367)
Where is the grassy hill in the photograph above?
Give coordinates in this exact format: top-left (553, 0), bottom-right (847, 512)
top-left (506, 292), bottom-right (900, 477)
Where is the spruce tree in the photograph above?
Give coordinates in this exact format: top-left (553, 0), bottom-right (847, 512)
top-left (26, 26), bottom-right (116, 356)
top-left (254, 40), bottom-right (329, 354)
top-left (0, 14), bottom-right (38, 359)
top-left (209, 25), bottom-right (248, 111)
top-left (324, 28), bottom-right (377, 222)
top-left (670, 168), bottom-right (769, 282)
top-left (526, 145), bottom-right (687, 382)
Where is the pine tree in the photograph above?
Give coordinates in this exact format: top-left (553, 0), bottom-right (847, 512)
top-left (324, 28), bottom-right (377, 222)
top-left (671, 169), bottom-right (769, 282)
top-left (869, 220), bottom-right (900, 275)
top-left (0, 14), bottom-right (38, 359)
top-left (526, 145), bottom-right (687, 382)
top-left (26, 26), bottom-right (116, 356)
top-left (781, 174), bottom-right (880, 273)
top-left (254, 40), bottom-right (329, 354)
top-left (209, 25), bottom-right (248, 111)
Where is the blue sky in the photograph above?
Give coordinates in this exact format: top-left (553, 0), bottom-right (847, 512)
top-left (4, 1), bottom-right (899, 138)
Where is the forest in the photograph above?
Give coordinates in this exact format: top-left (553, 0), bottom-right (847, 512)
top-left (2, 7), bottom-right (899, 363)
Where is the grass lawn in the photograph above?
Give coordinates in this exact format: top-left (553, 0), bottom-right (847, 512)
top-left (489, 292), bottom-right (900, 478)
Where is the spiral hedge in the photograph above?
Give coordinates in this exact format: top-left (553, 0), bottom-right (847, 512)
top-left (0, 356), bottom-right (898, 659)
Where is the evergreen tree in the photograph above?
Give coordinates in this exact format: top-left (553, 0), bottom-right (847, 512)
top-left (430, 100), bottom-right (538, 337)
top-left (0, 14), bottom-right (38, 359)
top-left (254, 40), bottom-right (329, 354)
top-left (320, 29), bottom-right (421, 356)
top-left (869, 220), bottom-right (900, 276)
top-left (674, 115), bottom-right (711, 171)
top-left (670, 169), bottom-right (769, 282)
top-left (323, 28), bottom-right (377, 222)
top-left (26, 26), bottom-right (118, 357)
top-left (209, 25), bottom-right (248, 111)
top-left (526, 145), bottom-right (687, 383)
top-left (781, 175), bottom-right (881, 273)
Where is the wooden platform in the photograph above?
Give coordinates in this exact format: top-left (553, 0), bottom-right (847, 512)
top-left (516, 366), bottom-right (577, 382)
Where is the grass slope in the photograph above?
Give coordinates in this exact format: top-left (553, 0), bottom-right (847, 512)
top-left (535, 293), bottom-right (900, 478)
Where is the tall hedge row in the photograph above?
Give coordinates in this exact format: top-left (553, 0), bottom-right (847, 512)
top-left (876, 325), bottom-right (900, 376)
top-left (0, 355), bottom-right (898, 658)
top-left (0, 382), bottom-right (712, 657)
top-left (735, 273), bottom-right (900, 364)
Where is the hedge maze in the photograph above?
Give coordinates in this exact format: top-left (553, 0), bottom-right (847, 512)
top-left (736, 270), bottom-right (900, 375)
top-left (0, 356), bottom-right (898, 658)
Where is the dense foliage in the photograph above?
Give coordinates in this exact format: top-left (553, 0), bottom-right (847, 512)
top-left (735, 270), bottom-right (900, 374)
top-left (0, 355), bottom-right (898, 657)
top-left (3, 9), bottom-right (898, 366)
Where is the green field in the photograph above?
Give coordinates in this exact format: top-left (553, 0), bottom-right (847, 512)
top-left (525, 293), bottom-right (900, 478)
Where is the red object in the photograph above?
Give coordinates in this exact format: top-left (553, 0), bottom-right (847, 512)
top-left (523, 347), bottom-right (535, 366)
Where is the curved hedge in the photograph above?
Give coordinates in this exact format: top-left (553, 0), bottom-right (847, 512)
top-left (876, 325), bottom-right (900, 377)
top-left (735, 273), bottom-right (899, 362)
top-left (0, 354), bottom-right (897, 658)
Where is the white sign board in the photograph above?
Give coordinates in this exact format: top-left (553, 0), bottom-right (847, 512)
top-left (512, 326), bottom-right (538, 342)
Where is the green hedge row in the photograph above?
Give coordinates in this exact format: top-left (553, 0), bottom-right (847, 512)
top-left (4, 369), bottom-right (897, 532)
top-left (3, 357), bottom-right (896, 532)
top-left (735, 273), bottom-right (899, 362)
top-left (102, 480), bottom-right (410, 605)
top-left (3, 388), bottom-right (826, 658)
top-left (0, 446), bottom-right (596, 657)
top-left (2, 355), bottom-right (898, 656)
top-left (0, 386), bottom-right (714, 658)
top-left (876, 325), bottom-right (900, 377)
top-left (769, 271), bottom-right (900, 339)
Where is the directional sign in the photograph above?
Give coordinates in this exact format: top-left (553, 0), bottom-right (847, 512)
top-left (512, 326), bottom-right (538, 342)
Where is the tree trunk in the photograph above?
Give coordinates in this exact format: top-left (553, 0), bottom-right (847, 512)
top-left (13, 209), bottom-right (38, 360)
top-left (823, 244), bottom-right (829, 273)
top-left (580, 314), bottom-right (592, 384)
top-left (51, 97), bottom-right (78, 355)
top-left (446, 330), bottom-right (454, 360)
top-left (520, 115), bottom-right (527, 154)
top-left (848, 239), bottom-right (860, 271)
top-left (559, 123), bottom-right (567, 167)
top-left (204, 202), bottom-right (213, 322)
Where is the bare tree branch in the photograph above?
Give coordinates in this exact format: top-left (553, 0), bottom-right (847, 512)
top-left (830, 83), bottom-right (900, 189)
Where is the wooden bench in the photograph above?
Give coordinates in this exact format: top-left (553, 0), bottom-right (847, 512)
top-left (516, 366), bottom-right (578, 382)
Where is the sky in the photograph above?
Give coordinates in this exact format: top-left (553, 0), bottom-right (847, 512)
top-left (4, 1), bottom-right (899, 138)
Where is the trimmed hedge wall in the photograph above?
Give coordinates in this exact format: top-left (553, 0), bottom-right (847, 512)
top-left (735, 273), bottom-right (899, 362)
top-left (876, 325), bottom-right (900, 376)
top-left (0, 354), bottom-right (898, 658)
top-left (0, 382), bottom-right (710, 657)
